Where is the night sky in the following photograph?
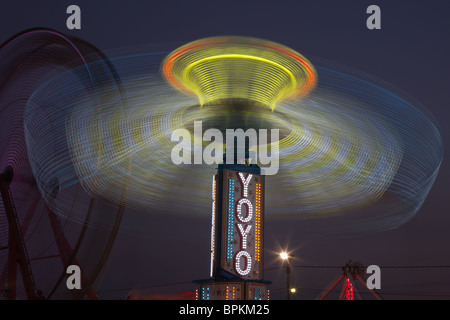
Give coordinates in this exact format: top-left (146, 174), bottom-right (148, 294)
top-left (1, 0), bottom-right (449, 299)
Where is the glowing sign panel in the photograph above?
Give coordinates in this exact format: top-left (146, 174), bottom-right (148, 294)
top-left (220, 169), bottom-right (264, 280)
top-left (198, 282), bottom-right (244, 300)
top-left (198, 282), bottom-right (268, 300)
top-left (247, 283), bottom-right (269, 300)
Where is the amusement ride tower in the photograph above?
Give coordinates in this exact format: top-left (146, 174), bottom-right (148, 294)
top-left (162, 37), bottom-right (316, 300)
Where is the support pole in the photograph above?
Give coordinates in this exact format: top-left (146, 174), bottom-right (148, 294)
top-left (0, 169), bottom-right (37, 300)
top-left (46, 205), bottom-right (98, 300)
top-left (319, 274), bottom-right (345, 300)
top-left (286, 260), bottom-right (291, 300)
top-left (355, 275), bottom-right (383, 300)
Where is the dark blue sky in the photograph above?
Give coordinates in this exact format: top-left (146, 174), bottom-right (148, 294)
top-left (1, 0), bottom-right (449, 299)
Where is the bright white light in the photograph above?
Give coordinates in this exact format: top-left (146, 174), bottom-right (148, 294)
top-left (235, 250), bottom-right (252, 276)
top-left (236, 198), bottom-right (253, 223)
top-left (280, 252), bottom-right (289, 260)
top-left (238, 172), bottom-right (252, 197)
top-left (237, 224), bottom-right (252, 249)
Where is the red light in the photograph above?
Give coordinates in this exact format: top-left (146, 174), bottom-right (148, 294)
top-left (345, 278), bottom-right (354, 300)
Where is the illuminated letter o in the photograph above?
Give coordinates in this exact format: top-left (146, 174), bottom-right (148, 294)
top-left (235, 250), bottom-right (252, 276)
top-left (236, 198), bottom-right (253, 223)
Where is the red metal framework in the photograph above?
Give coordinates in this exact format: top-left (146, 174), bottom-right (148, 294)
top-left (0, 29), bottom-right (126, 300)
top-left (0, 168), bottom-right (99, 299)
top-left (319, 261), bottom-right (382, 300)
top-left (0, 169), bottom-right (36, 299)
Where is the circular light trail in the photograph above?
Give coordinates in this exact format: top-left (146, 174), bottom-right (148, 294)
top-left (17, 36), bottom-right (443, 236)
top-left (162, 36), bottom-right (316, 110)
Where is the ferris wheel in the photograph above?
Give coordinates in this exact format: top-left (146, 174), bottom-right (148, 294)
top-left (0, 29), bottom-right (125, 299)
